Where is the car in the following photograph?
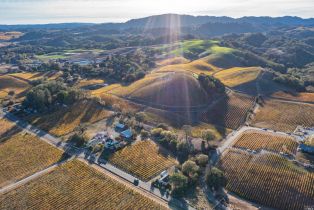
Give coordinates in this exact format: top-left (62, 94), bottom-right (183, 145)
top-left (133, 179), bottom-right (139, 186)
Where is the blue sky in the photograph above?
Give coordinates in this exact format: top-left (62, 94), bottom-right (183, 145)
top-left (0, 0), bottom-right (313, 24)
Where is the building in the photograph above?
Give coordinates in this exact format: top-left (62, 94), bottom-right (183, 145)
top-left (115, 123), bottom-right (126, 131)
top-left (298, 144), bottom-right (314, 154)
top-left (120, 129), bottom-right (133, 140)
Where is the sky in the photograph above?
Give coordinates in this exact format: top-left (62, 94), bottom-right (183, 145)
top-left (0, 0), bottom-right (313, 24)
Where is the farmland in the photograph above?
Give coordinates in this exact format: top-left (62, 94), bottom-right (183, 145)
top-left (9, 71), bottom-right (63, 82)
top-left (0, 132), bottom-right (63, 188)
top-left (201, 93), bottom-right (255, 129)
top-left (219, 149), bottom-right (314, 210)
top-left (252, 99), bottom-right (314, 132)
top-left (26, 100), bottom-right (113, 136)
top-left (0, 75), bottom-right (31, 96)
top-left (271, 91), bottom-right (314, 103)
top-left (0, 160), bottom-right (167, 210)
top-left (0, 118), bottom-right (19, 137)
top-left (233, 131), bottom-right (298, 154)
top-left (109, 140), bottom-right (177, 181)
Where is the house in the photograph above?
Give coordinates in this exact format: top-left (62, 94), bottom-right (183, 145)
top-left (298, 144), bottom-right (314, 154)
top-left (120, 129), bottom-right (133, 140)
top-left (115, 123), bottom-right (126, 131)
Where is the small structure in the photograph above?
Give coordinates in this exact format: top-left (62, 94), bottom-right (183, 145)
top-left (298, 144), bottom-right (314, 154)
top-left (120, 129), bottom-right (133, 141)
top-left (115, 123), bottom-right (126, 131)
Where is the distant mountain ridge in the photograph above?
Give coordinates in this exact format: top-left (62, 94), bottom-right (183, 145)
top-left (0, 14), bottom-right (313, 31)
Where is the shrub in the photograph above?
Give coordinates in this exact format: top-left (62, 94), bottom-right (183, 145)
top-left (170, 173), bottom-right (188, 197)
top-left (196, 154), bottom-right (209, 167)
top-left (206, 167), bottom-right (227, 191)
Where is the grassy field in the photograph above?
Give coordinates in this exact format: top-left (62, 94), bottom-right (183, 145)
top-left (0, 132), bottom-right (64, 188)
top-left (0, 75), bottom-right (31, 96)
top-left (271, 91), bottom-right (314, 103)
top-left (166, 39), bottom-right (233, 57)
top-left (26, 100), bottom-right (113, 137)
top-left (36, 54), bottom-right (67, 62)
top-left (0, 160), bottom-right (167, 210)
top-left (155, 60), bottom-right (220, 76)
top-left (105, 73), bottom-right (163, 97)
top-left (233, 130), bottom-right (298, 154)
top-left (0, 32), bottom-right (23, 40)
top-left (127, 73), bottom-right (209, 108)
top-left (157, 56), bottom-right (190, 66)
top-left (214, 67), bottom-right (261, 88)
top-left (76, 79), bottom-right (105, 88)
top-left (109, 140), bottom-right (176, 181)
top-left (219, 149), bottom-right (314, 210)
top-left (201, 93), bottom-right (255, 130)
top-left (252, 99), bottom-right (314, 132)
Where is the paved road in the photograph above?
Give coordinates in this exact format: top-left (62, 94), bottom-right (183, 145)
top-left (0, 109), bottom-right (195, 209)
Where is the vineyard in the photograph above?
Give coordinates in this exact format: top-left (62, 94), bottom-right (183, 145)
top-left (219, 149), bottom-right (314, 210)
top-left (271, 91), bottom-right (314, 103)
top-left (0, 132), bottom-right (63, 188)
top-left (0, 118), bottom-right (18, 137)
top-left (252, 99), bottom-right (314, 132)
top-left (201, 93), bottom-right (255, 129)
top-left (26, 99), bottom-right (113, 136)
top-left (233, 131), bottom-right (298, 154)
top-left (0, 75), bottom-right (31, 96)
top-left (109, 140), bottom-right (177, 181)
top-left (0, 160), bottom-right (167, 210)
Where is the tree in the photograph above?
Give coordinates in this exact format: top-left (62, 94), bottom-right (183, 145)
top-left (68, 133), bottom-right (87, 147)
top-left (182, 125), bottom-right (192, 142)
top-left (196, 154), bottom-right (209, 167)
top-left (140, 130), bottom-right (149, 139)
top-left (176, 141), bottom-right (193, 163)
top-left (202, 129), bottom-right (215, 142)
top-left (182, 160), bottom-right (199, 181)
top-left (206, 167), bottom-right (227, 191)
top-left (170, 173), bottom-right (188, 197)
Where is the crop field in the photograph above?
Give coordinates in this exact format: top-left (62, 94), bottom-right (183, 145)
top-left (271, 91), bottom-right (314, 103)
top-left (218, 149), bottom-right (314, 210)
top-left (201, 93), bottom-right (255, 129)
top-left (76, 78), bottom-right (105, 88)
top-left (9, 72), bottom-right (42, 80)
top-left (109, 140), bottom-right (176, 181)
top-left (233, 131), bottom-right (298, 154)
top-left (0, 118), bottom-right (19, 138)
top-left (0, 75), bottom-right (31, 96)
top-left (214, 67), bottom-right (261, 89)
top-left (0, 160), bottom-right (167, 210)
top-left (27, 100), bottom-right (113, 136)
top-left (0, 132), bottom-right (63, 188)
top-left (252, 99), bottom-right (314, 132)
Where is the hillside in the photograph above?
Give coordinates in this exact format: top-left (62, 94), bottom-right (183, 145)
top-left (110, 72), bottom-right (210, 108)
